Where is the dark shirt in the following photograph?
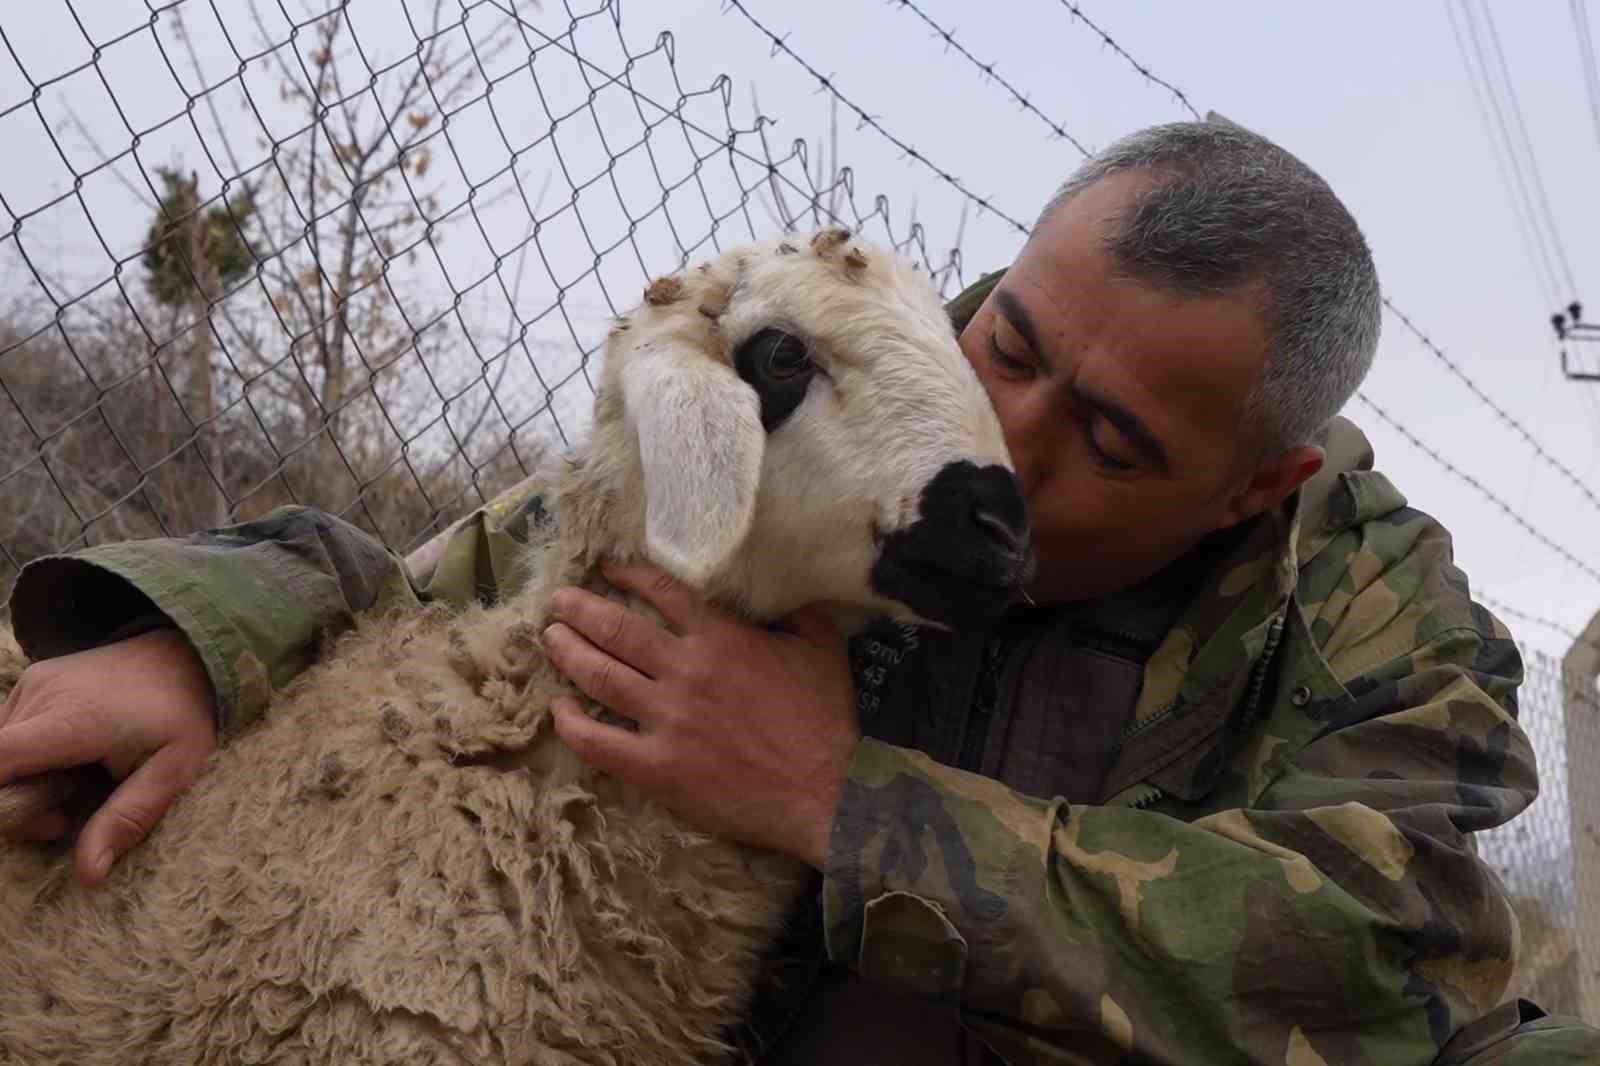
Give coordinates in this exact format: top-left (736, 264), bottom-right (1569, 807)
top-left (748, 527), bottom-right (1245, 1064)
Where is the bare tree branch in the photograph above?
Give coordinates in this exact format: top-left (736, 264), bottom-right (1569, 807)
top-left (169, 6), bottom-right (250, 181)
top-left (53, 104), bottom-right (156, 211)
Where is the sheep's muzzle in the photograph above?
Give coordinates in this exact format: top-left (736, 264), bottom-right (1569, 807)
top-left (868, 461), bottom-right (1032, 626)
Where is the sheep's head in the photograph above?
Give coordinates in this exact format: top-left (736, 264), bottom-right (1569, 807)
top-left (596, 228), bottom-right (1030, 630)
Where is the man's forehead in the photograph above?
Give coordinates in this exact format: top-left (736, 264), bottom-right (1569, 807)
top-left (1025, 168), bottom-right (1155, 260)
top-left (995, 177), bottom-right (1141, 338)
top-left (991, 195), bottom-right (1272, 459)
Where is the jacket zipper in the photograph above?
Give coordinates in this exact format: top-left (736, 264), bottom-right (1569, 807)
top-left (1234, 610), bottom-right (1288, 732)
top-left (1073, 624), bottom-right (1160, 661)
top-left (957, 633), bottom-right (1009, 772)
top-left (1118, 783), bottom-right (1165, 809)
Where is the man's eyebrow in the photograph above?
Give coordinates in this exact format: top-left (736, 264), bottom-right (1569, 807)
top-left (1070, 379), bottom-right (1172, 474)
top-left (994, 286), bottom-right (1170, 472)
top-left (994, 289), bottom-right (1042, 355)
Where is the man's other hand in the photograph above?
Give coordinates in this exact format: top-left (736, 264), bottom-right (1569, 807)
top-left (0, 628), bottom-right (218, 887)
top-left (542, 562), bottom-right (860, 870)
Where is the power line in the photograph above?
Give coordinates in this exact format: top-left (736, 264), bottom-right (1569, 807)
top-left (1474, 0), bottom-right (1582, 300)
top-left (1454, 0), bottom-right (1574, 308)
top-left (884, 0), bottom-right (1092, 157)
top-left (1444, 0), bottom-right (1563, 310)
top-left (1574, 0), bottom-right (1600, 164)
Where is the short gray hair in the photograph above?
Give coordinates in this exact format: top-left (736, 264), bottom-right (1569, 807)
top-left (1038, 120), bottom-right (1381, 455)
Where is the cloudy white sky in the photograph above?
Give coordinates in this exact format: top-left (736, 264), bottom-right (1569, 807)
top-left (2, 0), bottom-right (1597, 667)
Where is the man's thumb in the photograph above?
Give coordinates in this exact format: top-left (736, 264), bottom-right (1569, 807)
top-left (73, 747), bottom-right (189, 888)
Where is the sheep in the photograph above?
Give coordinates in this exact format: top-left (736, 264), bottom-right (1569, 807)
top-left (0, 227), bottom-right (1031, 1066)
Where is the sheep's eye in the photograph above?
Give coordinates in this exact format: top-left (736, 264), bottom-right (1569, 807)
top-left (734, 328), bottom-right (817, 432)
top-left (753, 330), bottom-right (812, 380)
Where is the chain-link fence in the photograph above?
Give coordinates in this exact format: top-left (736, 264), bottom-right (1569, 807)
top-left (0, 0), bottom-right (967, 597)
top-left (4, 0), bottom-right (1600, 1031)
top-left (1479, 648), bottom-right (1600, 1020)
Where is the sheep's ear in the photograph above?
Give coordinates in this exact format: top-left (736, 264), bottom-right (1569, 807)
top-left (620, 350), bottom-right (765, 586)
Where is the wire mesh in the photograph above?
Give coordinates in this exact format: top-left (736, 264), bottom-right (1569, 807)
top-left (1478, 648), bottom-right (1600, 1019)
top-left (0, 0), bottom-right (966, 604)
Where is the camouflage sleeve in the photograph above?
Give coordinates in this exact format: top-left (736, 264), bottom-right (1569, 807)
top-left (6, 474), bottom-right (554, 738)
top-left (822, 582), bottom-right (1535, 1062)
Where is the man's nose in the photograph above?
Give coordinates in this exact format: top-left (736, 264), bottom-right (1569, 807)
top-left (995, 401), bottom-right (1050, 501)
top-left (1007, 446), bottom-right (1045, 501)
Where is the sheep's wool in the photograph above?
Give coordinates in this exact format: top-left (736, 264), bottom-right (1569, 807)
top-left (0, 228), bottom-right (1009, 1065)
top-left (0, 525), bottom-right (810, 1065)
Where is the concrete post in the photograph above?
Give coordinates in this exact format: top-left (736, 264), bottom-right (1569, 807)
top-left (1564, 609), bottom-right (1600, 1020)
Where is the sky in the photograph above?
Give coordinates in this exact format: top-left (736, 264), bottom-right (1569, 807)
top-left (0, 0), bottom-right (1597, 669)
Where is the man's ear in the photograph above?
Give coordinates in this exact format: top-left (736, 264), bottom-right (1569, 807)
top-left (1220, 444), bottom-right (1325, 528)
top-left (620, 350), bottom-right (765, 586)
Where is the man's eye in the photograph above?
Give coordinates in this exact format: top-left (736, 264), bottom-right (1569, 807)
top-left (987, 335), bottom-right (1035, 379)
top-left (1087, 436), bottom-right (1135, 473)
top-left (1084, 421), bottom-right (1136, 473)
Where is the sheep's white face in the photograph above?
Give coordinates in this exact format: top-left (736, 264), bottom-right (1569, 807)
top-left (608, 228), bottom-right (1030, 628)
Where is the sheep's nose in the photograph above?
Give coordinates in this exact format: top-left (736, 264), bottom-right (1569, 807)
top-left (869, 461), bottom-right (1033, 626)
top-left (937, 461), bottom-right (1029, 565)
top-left (972, 497), bottom-right (1029, 558)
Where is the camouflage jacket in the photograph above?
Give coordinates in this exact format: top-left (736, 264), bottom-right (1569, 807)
top-left (7, 272), bottom-right (1579, 1064)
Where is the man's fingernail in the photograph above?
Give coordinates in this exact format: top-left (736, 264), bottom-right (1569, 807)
top-left (93, 849), bottom-right (113, 878)
top-left (549, 590), bottom-right (570, 614)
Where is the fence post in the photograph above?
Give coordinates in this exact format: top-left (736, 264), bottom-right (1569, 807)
top-left (1565, 609), bottom-right (1600, 1019)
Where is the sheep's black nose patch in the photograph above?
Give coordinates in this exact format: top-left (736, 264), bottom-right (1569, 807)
top-left (871, 461), bottom-right (1031, 625)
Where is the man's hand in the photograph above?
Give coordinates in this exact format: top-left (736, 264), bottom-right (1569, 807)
top-left (0, 628), bottom-right (219, 887)
top-left (541, 563), bottom-right (860, 870)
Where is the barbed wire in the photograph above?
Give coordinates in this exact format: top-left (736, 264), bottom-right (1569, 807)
top-left (1383, 297), bottom-right (1600, 517)
top-left (720, 0), bottom-right (1032, 236)
top-left (1354, 392), bottom-right (1600, 586)
top-left (881, 0), bottom-right (1091, 157)
top-left (1049, 1), bottom-right (1203, 121)
top-left (1479, 591), bottom-right (1600, 654)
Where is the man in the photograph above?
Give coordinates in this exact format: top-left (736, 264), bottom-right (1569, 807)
top-left (2, 121), bottom-right (1594, 1063)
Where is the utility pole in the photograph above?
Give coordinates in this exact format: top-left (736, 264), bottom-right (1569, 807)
top-left (1553, 303), bottom-right (1600, 382)
top-left (1564, 607), bottom-right (1600, 1018)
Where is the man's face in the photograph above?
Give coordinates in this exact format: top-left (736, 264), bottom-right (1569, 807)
top-left (958, 171), bottom-right (1278, 603)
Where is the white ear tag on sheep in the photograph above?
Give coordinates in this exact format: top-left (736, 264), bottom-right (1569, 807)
top-left (621, 351), bottom-right (765, 586)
